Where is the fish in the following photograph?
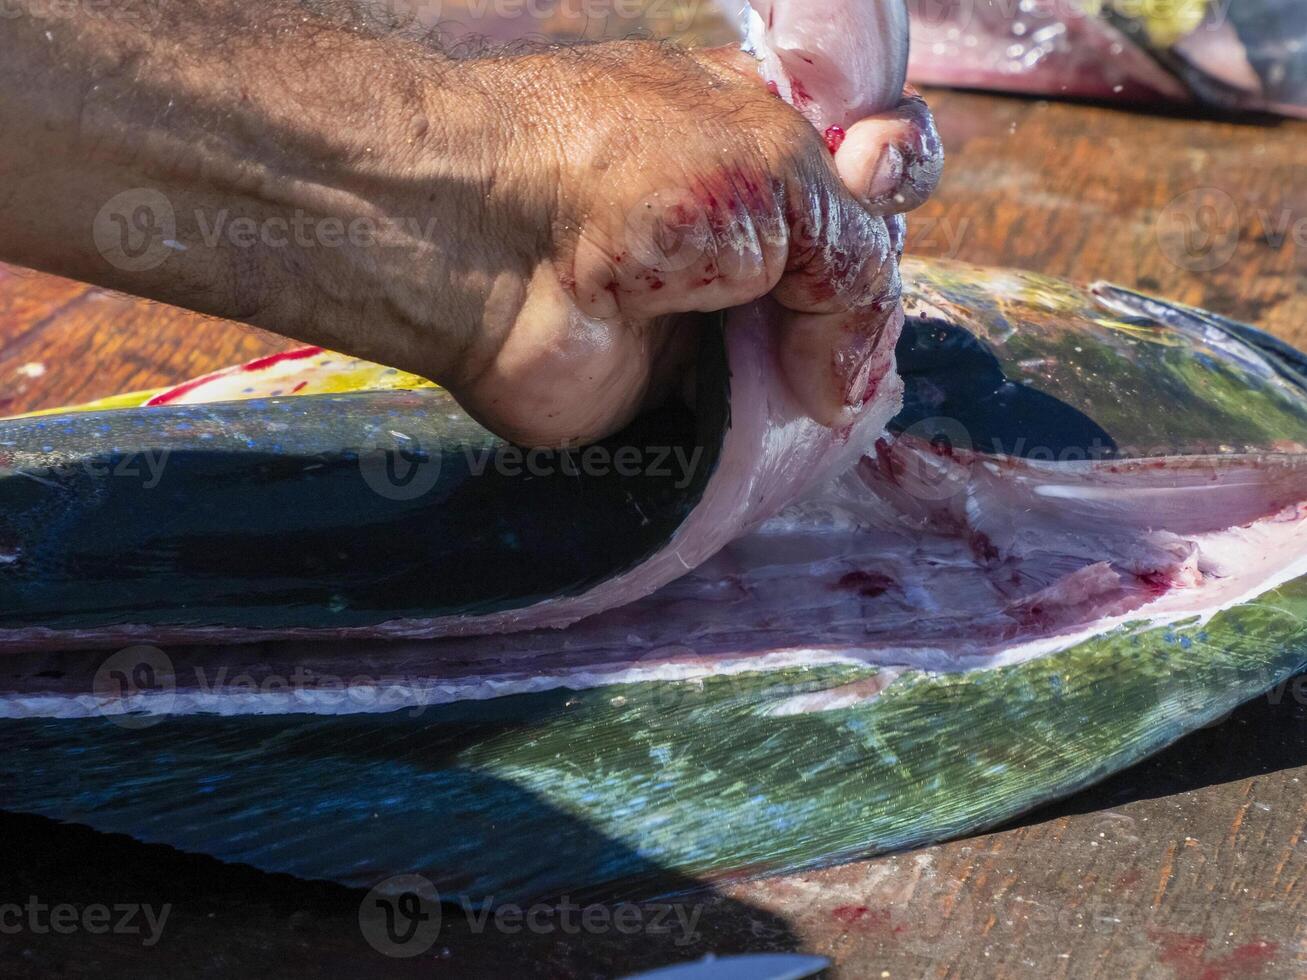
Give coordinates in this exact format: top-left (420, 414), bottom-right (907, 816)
top-left (381, 0), bottom-right (1307, 118)
top-left (906, 0), bottom-right (1307, 119)
top-left (0, 0), bottom-right (913, 651)
top-left (0, 0), bottom-right (1304, 904)
top-left (0, 258), bottom-right (1304, 902)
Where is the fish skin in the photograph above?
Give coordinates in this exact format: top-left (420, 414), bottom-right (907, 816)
top-left (0, 0), bottom-right (1305, 903)
top-left (733, 0), bottom-right (909, 129)
top-left (1, 575), bottom-right (1304, 903)
top-left (903, 0), bottom-right (1307, 119)
top-left (8, 257), bottom-right (1304, 649)
top-left (0, 259), bottom-right (1305, 903)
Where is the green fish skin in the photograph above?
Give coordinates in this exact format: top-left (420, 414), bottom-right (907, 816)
top-left (0, 259), bottom-right (1304, 902)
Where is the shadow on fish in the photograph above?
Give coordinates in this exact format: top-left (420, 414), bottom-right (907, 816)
top-left (0, 257), bottom-right (1304, 902)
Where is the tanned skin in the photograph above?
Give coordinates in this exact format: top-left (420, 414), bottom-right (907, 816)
top-left (0, 0), bottom-right (941, 445)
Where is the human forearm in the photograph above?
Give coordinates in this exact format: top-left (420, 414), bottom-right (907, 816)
top-left (0, 0), bottom-right (529, 375)
top-left (0, 1), bottom-right (941, 446)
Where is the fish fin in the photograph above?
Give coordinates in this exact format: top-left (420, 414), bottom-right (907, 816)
top-left (1091, 281), bottom-right (1307, 391)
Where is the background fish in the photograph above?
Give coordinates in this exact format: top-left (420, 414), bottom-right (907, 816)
top-left (371, 0), bottom-right (1307, 117)
top-left (907, 0), bottom-right (1307, 118)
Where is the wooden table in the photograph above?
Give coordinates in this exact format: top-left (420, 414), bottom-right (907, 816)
top-left (1, 91), bottom-right (1304, 979)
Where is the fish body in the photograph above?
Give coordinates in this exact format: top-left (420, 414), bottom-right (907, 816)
top-left (907, 0), bottom-right (1307, 118)
top-left (357, 0), bottom-right (1307, 117)
top-left (0, 0), bottom-right (1304, 902)
top-left (0, 259), bottom-right (1304, 901)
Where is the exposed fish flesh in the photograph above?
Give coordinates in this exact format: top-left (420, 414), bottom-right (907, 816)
top-left (0, 0), bottom-right (1303, 902)
top-left (1, 258), bottom-right (1305, 900)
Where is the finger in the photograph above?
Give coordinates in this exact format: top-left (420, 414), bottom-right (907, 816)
top-left (834, 90), bottom-right (944, 215)
top-left (453, 264), bottom-right (656, 448)
top-left (761, 150), bottom-right (904, 423)
top-left (693, 48), bottom-right (943, 216)
top-left (772, 166), bottom-right (897, 316)
top-left (776, 293), bottom-right (905, 428)
top-left (602, 180), bottom-right (788, 321)
top-left (886, 212), bottom-right (907, 259)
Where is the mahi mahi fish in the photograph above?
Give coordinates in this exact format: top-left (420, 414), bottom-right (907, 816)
top-left (392, 0), bottom-right (1307, 118)
top-left (906, 0), bottom-right (1307, 118)
top-left (0, 0), bottom-right (1304, 902)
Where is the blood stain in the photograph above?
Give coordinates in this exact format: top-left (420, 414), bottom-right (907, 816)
top-left (836, 570), bottom-right (895, 598)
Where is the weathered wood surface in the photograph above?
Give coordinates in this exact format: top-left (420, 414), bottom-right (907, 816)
top-left (0, 91), bottom-right (1304, 979)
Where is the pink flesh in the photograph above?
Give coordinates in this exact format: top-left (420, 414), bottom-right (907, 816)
top-left (1172, 22), bottom-right (1263, 97)
top-left (6, 2), bottom-right (1307, 715)
top-left (904, 6), bottom-right (1307, 121)
top-left (905, 3), bottom-right (1189, 104)
top-left (730, 0), bottom-right (909, 130)
top-left (6, 444), bottom-right (1306, 717)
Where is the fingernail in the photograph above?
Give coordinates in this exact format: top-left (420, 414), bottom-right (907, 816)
top-left (866, 145), bottom-right (905, 205)
top-left (886, 214), bottom-right (907, 258)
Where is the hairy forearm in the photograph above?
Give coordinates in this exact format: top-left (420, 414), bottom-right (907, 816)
top-left (0, 0), bottom-right (538, 377)
top-left (0, 1), bottom-right (942, 447)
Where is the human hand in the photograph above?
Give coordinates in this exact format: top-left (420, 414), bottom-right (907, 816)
top-left (442, 43), bottom-right (943, 445)
top-left (0, 7), bottom-right (940, 447)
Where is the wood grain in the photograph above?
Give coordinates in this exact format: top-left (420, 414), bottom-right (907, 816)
top-left (0, 92), bottom-right (1304, 980)
top-left (908, 94), bottom-right (1307, 350)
